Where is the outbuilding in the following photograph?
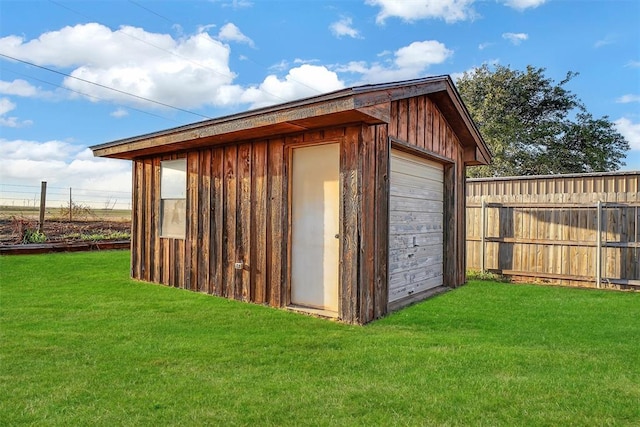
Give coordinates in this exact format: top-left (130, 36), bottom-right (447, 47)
top-left (91, 76), bottom-right (490, 324)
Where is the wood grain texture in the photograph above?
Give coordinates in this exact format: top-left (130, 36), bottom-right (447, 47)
top-left (252, 140), bottom-right (268, 304)
top-left (466, 172), bottom-right (640, 289)
top-left (237, 143), bottom-right (252, 301)
top-left (223, 145), bottom-right (238, 298)
top-left (127, 88), bottom-right (482, 322)
top-left (211, 149), bottom-right (224, 296)
top-left (267, 138), bottom-right (286, 307)
top-left (359, 124), bottom-right (376, 321)
top-left (198, 149), bottom-right (211, 293)
top-left (340, 126), bottom-right (360, 323)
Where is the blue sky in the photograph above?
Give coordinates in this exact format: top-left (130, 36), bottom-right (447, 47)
top-left (1, 0), bottom-right (639, 205)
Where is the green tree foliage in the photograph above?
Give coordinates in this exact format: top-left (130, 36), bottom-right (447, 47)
top-left (457, 64), bottom-right (629, 177)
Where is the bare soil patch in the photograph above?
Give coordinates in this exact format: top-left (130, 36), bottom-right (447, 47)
top-left (0, 217), bottom-right (131, 245)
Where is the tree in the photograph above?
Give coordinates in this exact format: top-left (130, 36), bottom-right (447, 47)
top-left (456, 64), bottom-right (629, 177)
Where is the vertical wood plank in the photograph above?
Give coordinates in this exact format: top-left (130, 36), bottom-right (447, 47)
top-left (397, 99), bottom-right (408, 142)
top-left (186, 152), bottom-right (199, 291)
top-left (425, 99), bottom-right (434, 151)
top-left (432, 106), bottom-right (441, 156)
top-left (223, 145), bottom-right (238, 298)
top-left (252, 140), bottom-right (268, 304)
top-left (374, 124), bottom-right (389, 319)
top-left (443, 163), bottom-right (457, 286)
top-left (415, 96), bottom-right (426, 149)
top-left (211, 148), bottom-right (224, 296)
top-left (267, 138), bottom-right (286, 307)
top-left (407, 97), bottom-right (417, 146)
top-left (132, 161), bottom-right (143, 280)
top-left (237, 143), bottom-right (252, 301)
top-left (340, 126), bottom-right (360, 323)
top-left (143, 159), bottom-right (152, 282)
top-left (388, 101), bottom-right (399, 139)
top-left (198, 149), bottom-right (211, 293)
top-left (359, 124), bottom-right (376, 322)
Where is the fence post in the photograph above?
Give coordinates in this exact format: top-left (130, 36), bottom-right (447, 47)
top-left (38, 181), bottom-right (47, 233)
top-left (596, 201), bottom-right (602, 289)
top-left (481, 198), bottom-right (486, 273)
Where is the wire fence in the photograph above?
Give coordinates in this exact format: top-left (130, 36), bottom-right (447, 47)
top-left (0, 182), bottom-right (132, 213)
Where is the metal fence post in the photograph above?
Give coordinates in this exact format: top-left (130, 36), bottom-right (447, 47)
top-left (596, 201), bottom-right (602, 289)
top-left (481, 198), bottom-right (486, 273)
top-left (38, 181), bottom-right (47, 233)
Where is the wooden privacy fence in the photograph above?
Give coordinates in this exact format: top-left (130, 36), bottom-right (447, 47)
top-left (466, 172), bottom-right (639, 289)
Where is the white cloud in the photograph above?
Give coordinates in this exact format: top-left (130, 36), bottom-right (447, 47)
top-left (0, 139), bottom-right (75, 161)
top-left (366, 0), bottom-right (476, 24)
top-left (217, 23), bottom-right (255, 47)
top-left (219, 0), bottom-right (253, 9)
top-left (0, 139), bottom-right (132, 198)
top-left (615, 118), bottom-right (640, 151)
top-left (502, 0), bottom-right (546, 10)
top-left (616, 94), bottom-right (640, 104)
top-left (0, 23), bottom-right (240, 110)
top-left (330, 17), bottom-right (362, 39)
top-left (239, 64), bottom-right (345, 109)
top-left (478, 42), bottom-right (493, 50)
top-left (0, 97), bottom-right (16, 116)
top-left (0, 97), bottom-right (33, 128)
top-left (337, 40), bottom-right (452, 83)
top-left (0, 79), bottom-right (39, 97)
top-left (110, 108), bottom-right (129, 118)
top-left (594, 35), bottom-right (615, 48)
top-left (502, 32), bottom-right (528, 45)
top-left (626, 60), bottom-right (640, 68)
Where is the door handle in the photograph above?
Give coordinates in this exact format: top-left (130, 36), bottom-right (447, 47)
top-left (334, 234), bottom-right (340, 239)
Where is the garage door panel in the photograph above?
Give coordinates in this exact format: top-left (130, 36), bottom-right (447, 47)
top-left (389, 268), bottom-right (444, 297)
top-left (391, 156), bottom-right (444, 179)
top-left (389, 149), bottom-right (444, 304)
top-left (390, 196), bottom-right (443, 213)
top-left (389, 234), bottom-right (444, 251)
top-left (389, 247), bottom-right (443, 272)
top-left (389, 276), bottom-right (444, 302)
top-left (389, 266), bottom-right (443, 290)
top-left (389, 220), bottom-right (443, 237)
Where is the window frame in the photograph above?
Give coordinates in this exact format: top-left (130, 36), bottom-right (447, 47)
top-left (159, 158), bottom-right (187, 239)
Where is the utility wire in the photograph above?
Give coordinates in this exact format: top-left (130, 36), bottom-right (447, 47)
top-left (0, 53), bottom-right (213, 119)
top-left (128, 0), bottom-right (174, 24)
top-left (48, 0), bottom-right (294, 105)
top-left (51, 0), bottom-right (324, 104)
top-left (1, 67), bottom-right (184, 124)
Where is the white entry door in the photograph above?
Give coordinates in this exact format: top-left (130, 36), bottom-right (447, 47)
top-left (290, 143), bottom-right (340, 313)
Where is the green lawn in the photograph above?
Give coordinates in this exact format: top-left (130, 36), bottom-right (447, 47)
top-left (1, 251), bottom-right (639, 426)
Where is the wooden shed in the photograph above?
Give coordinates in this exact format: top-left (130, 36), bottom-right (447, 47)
top-left (91, 76), bottom-right (490, 324)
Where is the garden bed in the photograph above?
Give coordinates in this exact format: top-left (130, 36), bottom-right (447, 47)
top-left (0, 217), bottom-right (131, 247)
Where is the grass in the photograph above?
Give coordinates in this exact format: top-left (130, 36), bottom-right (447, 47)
top-left (60, 231), bottom-right (131, 241)
top-left (0, 206), bottom-right (131, 222)
top-left (1, 251), bottom-right (639, 426)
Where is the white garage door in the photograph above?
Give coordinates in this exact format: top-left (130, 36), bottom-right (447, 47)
top-left (388, 149), bottom-right (444, 303)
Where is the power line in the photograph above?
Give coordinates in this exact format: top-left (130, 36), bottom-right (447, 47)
top-left (130, 0), bottom-right (326, 98)
top-left (128, 0), bottom-right (174, 24)
top-left (49, 0), bottom-right (323, 104)
top-left (0, 52), bottom-right (213, 119)
top-left (1, 67), bottom-right (184, 124)
top-left (47, 0), bottom-right (293, 105)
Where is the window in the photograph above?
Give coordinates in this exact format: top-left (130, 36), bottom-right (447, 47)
top-left (160, 159), bottom-right (186, 238)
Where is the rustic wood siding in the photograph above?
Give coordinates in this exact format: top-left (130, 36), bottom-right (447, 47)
top-left (388, 96), bottom-right (467, 287)
top-left (132, 136), bottom-right (291, 307)
top-left (467, 173), bottom-right (640, 289)
top-left (131, 125), bottom-right (391, 323)
top-left (130, 95), bottom-right (469, 323)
